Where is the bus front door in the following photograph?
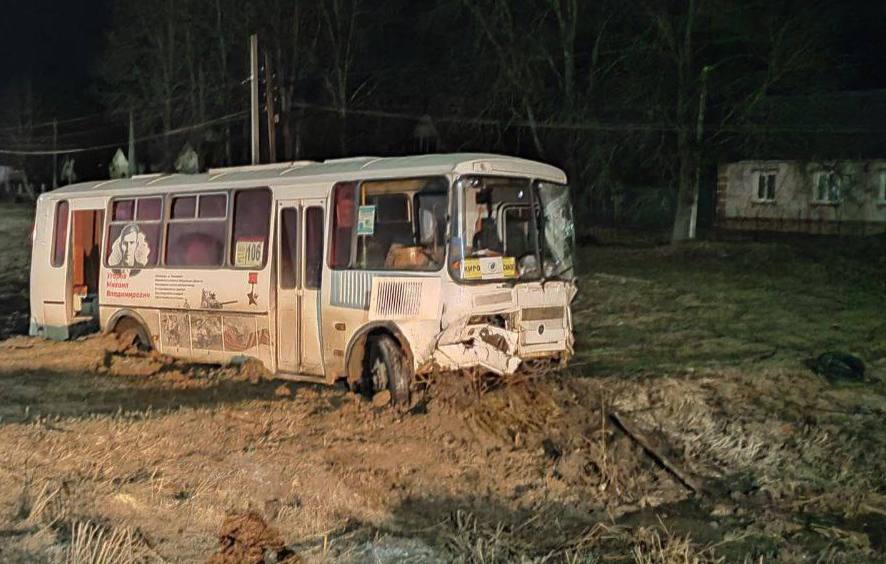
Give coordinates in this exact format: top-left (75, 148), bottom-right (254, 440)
top-left (276, 199), bottom-right (325, 376)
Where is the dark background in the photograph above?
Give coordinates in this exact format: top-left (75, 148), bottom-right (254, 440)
top-left (1, 0), bottom-right (885, 234)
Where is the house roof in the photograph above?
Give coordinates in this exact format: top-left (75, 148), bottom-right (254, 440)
top-left (41, 153), bottom-right (567, 200)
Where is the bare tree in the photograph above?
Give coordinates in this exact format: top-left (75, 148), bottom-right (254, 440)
top-left (641, 0), bottom-right (828, 242)
top-left (319, 0), bottom-right (369, 155)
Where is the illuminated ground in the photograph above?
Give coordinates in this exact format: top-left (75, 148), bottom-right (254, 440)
top-left (0, 203), bottom-right (884, 562)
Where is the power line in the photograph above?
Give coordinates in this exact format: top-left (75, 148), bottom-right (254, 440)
top-left (0, 81), bottom-right (251, 134)
top-left (290, 99), bottom-right (886, 135)
top-left (0, 111), bottom-right (247, 156)
top-left (3, 98), bottom-right (886, 157)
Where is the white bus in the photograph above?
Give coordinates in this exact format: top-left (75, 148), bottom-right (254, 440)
top-left (29, 154), bottom-right (576, 402)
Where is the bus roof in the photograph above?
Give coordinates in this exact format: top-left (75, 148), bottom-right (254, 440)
top-left (42, 153), bottom-right (567, 200)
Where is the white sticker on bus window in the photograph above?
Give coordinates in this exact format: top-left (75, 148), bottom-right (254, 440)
top-left (356, 205), bottom-right (376, 236)
top-left (234, 239), bottom-right (264, 268)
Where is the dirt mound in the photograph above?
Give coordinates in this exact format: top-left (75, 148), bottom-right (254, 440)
top-left (232, 357), bottom-right (274, 383)
top-left (425, 375), bottom-right (680, 507)
top-left (206, 511), bottom-right (297, 564)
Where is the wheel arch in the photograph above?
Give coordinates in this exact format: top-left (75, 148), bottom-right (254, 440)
top-left (343, 321), bottom-right (414, 387)
top-left (106, 308), bottom-right (155, 349)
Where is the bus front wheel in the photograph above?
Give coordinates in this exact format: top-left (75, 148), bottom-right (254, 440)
top-left (112, 317), bottom-right (152, 352)
top-left (366, 334), bottom-right (410, 405)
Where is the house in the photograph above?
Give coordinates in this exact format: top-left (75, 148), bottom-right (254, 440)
top-left (715, 160), bottom-right (886, 235)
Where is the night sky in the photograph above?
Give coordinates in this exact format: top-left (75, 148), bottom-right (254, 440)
top-left (1, 0), bottom-right (885, 119)
top-left (1, 0), bottom-right (110, 115)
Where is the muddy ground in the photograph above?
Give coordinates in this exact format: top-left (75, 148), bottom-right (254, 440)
top-left (0, 203), bottom-right (884, 563)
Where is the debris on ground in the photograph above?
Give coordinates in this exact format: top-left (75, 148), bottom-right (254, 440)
top-left (236, 357), bottom-right (274, 383)
top-left (206, 511), bottom-right (297, 564)
top-left (804, 351), bottom-right (866, 382)
top-left (372, 389), bottom-right (391, 408)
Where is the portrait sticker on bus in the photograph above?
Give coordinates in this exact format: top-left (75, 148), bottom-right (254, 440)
top-left (234, 239), bottom-right (264, 268)
top-left (356, 205), bottom-right (376, 236)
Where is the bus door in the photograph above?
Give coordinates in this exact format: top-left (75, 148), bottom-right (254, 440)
top-left (276, 199), bottom-right (325, 375)
top-left (64, 198), bottom-right (105, 328)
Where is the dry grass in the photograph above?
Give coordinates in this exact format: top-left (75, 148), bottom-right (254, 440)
top-left (66, 520), bottom-right (156, 564)
top-left (630, 523), bottom-right (722, 564)
top-left (22, 481), bottom-right (69, 528)
top-left (444, 510), bottom-right (729, 564)
top-left (445, 510), bottom-right (606, 563)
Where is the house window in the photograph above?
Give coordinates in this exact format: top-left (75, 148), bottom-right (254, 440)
top-left (812, 172), bottom-right (842, 204)
top-left (106, 197), bottom-right (162, 269)
top-left (754, 172), bottom-right (776, 202)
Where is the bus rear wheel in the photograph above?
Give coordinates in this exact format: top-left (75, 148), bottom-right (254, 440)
top-left (366, 334), bottom-right (410, 406)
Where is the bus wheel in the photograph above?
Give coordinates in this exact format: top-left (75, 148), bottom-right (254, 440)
top-left (113, 317), bottom-right (152, 352)
top-left (367, 334), bottom-right (410, 405)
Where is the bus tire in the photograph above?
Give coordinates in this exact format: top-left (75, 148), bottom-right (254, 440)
top-left (367, 334), bottom-right (410, 405)
top-left (113, 317), bottom-right (152, 352)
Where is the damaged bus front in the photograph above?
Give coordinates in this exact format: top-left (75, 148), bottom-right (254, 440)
top-left (430, 175), bottom-right (577, 375)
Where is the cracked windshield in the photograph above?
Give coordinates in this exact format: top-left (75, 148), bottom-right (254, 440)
top-left (450, 176), bottom-right (575, 281)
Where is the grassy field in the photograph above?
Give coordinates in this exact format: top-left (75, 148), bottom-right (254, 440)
top-left (0, 202), bottom-right (884, 562)
top-left (0, 204), bottom-right (32, 339)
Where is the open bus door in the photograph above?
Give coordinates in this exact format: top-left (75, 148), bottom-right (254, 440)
top-left (276, 199), bottom-right (325, 376)
top-left (70, 206), bottom-right (104, 322)
top-left (37, 198), bottom-right (104, 339)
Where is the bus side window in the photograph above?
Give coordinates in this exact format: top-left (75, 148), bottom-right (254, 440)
top-left (52, 201), bottom-right (69, 267)
top-left (329, 182), bottom-right (355, 269)
top-left (231, 189), bottom-right (272, 269)
top-left (107, 197), bottom-right (163, 269)
top-left (305, 207), bottom-right (324, 289)
top-left (165, 194), bottom-right (226, 268)
top-left (279, 208), bottom-right (298, 289)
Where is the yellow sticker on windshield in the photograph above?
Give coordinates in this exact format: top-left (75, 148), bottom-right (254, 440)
top-left (462, 258), bottom-right (482, 280)
top-left (462, 257), bottom-right (516, 280)
top-left (502, 257), bottom-right (516, 278)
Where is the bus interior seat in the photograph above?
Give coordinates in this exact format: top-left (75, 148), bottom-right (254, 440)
top-left (365, 221), bottom-right (414, 267)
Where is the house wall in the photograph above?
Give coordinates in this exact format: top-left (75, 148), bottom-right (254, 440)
top-left (717, 160), bottom-right (886, 235)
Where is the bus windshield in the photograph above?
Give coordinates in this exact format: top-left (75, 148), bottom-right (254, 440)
top-left (449, 176), bottom-right (575, 282)
top-left (536, 181), bottom-right (575, 280)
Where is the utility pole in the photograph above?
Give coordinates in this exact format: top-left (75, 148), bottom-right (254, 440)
top-left (250, 34), bottom-right (260, 165)
top-left (263, 50), bottom-right (277, 163)
top-left (127, 110), bottom-right (136, 177)
top-left (52, 119), bottom-right (58, 189)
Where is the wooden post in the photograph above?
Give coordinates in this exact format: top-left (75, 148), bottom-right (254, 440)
top-left (250, 34), bottom-right (260, 164)
top-left (264, 50), bottom-right (277, 163)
